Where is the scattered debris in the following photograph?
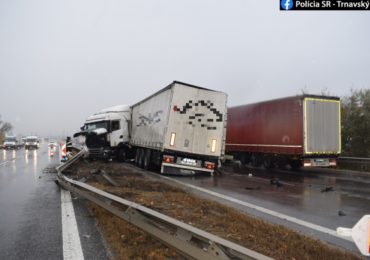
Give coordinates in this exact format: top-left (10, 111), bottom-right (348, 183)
top-left (101, 170), bottom-right (120, 187)
top-left (270, 178), bottom-right (283, 187)
top-left (83, 234), bottom-right (91, 239)
top-left (245, 186), bottom-right (261, 190)
top-left (90, 169), bottom-right (100, 175)
top-left (83, 159), bottom-right (90, 164)
top-left (248, 173), bottom-right (253, 177)
top-left (321, 186), bottom-right (334, 192)
top-left (338, 210), bottom-right (346, 216)
top-left (63, 161), bottom-right (361, 260)
top-left (79, 177), bottom-right (88, 183)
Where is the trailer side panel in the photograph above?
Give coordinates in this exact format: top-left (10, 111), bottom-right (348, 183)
top-left (131, 89), bottom-right (172, 150)
top-left (226, 96), bottom-right (304, 155)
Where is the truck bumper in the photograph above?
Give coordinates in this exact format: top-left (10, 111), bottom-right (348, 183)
top-left (303, 158), bottom-right (337, 167)
top-left (161, 162), bottom-right (214, 175)
top-left (25, 145), bottom-right (39, 150)
top-left (88, 148), bottom-right (112, 160)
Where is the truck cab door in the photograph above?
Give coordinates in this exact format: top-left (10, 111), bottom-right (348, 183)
top-left (109, 119), bottom-right (129, 147)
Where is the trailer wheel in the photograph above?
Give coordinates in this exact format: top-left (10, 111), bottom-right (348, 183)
top-left (240, 153), bottom-right (250, 166)
top-left (290, 160), bottom-right (302, 170)
top-left (251, 154), bottom-right (262, 167)
top-left (277, 161), bottom-right (287, 169)
top-left (138, 148), bottom-right (145, 168)
top-left (143, 149), bottom-right (151, 170)
top-left (117, 148), bottom-right (126, 162)
top-left (135, 148), bottom-right (141, 166)
top-left (263, 156), bottom-right (274, 169)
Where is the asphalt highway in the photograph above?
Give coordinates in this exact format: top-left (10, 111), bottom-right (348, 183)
top-left (0, 145), bottom-right (109, 260)
top-left (168, 163), bottom-right (370, 255)
top-left (2, 145), bottom-right (368, 257)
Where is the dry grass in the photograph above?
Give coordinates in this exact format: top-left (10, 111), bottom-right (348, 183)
top-left (70, 161), bottom-right (362, 260)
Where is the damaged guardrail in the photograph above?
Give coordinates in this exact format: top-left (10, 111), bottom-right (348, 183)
top-left (56, 148), bottom-right (87, 173)
top-left (56, 149), bottom-right (272, 260)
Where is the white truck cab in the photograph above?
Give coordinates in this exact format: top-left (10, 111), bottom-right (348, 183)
top-left (75, 105), bottom-right (131, 160)
top-left (25, 136), bottom-right (40, 150)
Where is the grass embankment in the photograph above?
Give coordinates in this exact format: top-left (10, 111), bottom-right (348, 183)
top-left (69, 161), bottom-right (362, 260)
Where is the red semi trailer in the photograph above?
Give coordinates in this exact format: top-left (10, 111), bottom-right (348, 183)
top-left (226, 95), bottom-right (341, 169)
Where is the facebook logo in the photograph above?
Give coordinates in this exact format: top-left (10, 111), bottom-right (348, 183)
top-left (281, 0), bottom-right (294, 10)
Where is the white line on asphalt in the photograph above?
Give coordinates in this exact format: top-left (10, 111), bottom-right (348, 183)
top-left (61, 189), bottom-right (84, 260)
top-left (159, 175), bottom-right (353, 242)
top-left (0, 160), bottom-right (12, 166)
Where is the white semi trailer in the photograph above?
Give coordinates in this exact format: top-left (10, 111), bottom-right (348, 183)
top-left (131, 81), bottom-right (228, 175)
top-left (76, 81), bottom-right (228, 175)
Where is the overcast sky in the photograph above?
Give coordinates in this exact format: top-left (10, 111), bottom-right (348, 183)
top-left (0, 0), bottom-right (369, 137)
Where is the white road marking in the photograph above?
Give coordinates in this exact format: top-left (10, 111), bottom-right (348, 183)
top-left (61, 189), bottom-right (84, 260)
top-left (0, 161), bottom-right (9, 166)
top-left (0, 158), bottom-right (15, 166)
top-left (159, 175), bottom-right (352, 242)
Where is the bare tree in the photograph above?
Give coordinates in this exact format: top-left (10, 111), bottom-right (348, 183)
top-left (0, 115), bottom-right (13, 143)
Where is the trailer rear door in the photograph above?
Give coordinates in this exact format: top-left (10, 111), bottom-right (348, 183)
top-left (303, 97), bottom-right (341, 155)
top-left (164, 83), bottom-right (227, 157)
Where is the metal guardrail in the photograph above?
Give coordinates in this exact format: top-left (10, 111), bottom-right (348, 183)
top-left (56, 149), bottom-right (271, 260)
top-left (338, 156), bottom-right (370, 164)
top-left (55, 149), bottom-right (87, 173)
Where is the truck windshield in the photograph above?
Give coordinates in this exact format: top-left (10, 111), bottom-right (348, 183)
top-left (5, 137), bottom-right (16, 142)
top-left (85, 121), bottom-right (108, 131)
top-left (27, 138), bottom-right (37, 142)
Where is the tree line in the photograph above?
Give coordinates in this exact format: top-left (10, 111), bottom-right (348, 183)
top-left (341, 89), bottom-right (370, 157)
top-left (0, 115), bottom-right (13, 144)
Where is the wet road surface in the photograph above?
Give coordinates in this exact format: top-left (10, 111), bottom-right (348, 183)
top-left (169, 163), bottom-right (370, 254)
top-left (0, 145), bottom-right (109, 260)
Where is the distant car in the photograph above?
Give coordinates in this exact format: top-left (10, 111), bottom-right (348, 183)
top-left (3, 136), bottom-right (19, 150)
top-left (48, 141), bottom-right (58, 149)
top-left (25, 136), bottom-right (40, 150)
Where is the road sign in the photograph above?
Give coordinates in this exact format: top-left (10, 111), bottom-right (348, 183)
top-left (61, 143), bottom-right (67, 157)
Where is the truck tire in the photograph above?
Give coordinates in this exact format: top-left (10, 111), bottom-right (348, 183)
top-left (290, 160), bottom-right (302, 170)
top-left (251, 154), bottom-right (262, 167)
top-left (263, 156), bottom-right (274, 169)
top-left (138, 148), bottom-right (145, 168)
top-left (277, 161), bottom-right (287, 169)
top-left (135, 149), bottom-right (141, 166)
top-left (117, 148), bottom-right (126, 162)
top-left (240, 153), bottom-right (250, 166)
top-left (143, 149), bottom-right (151, 170)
